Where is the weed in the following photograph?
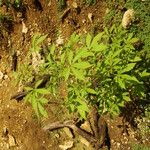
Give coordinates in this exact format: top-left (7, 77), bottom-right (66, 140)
top-left (14, 26), bottom-right (149, 119)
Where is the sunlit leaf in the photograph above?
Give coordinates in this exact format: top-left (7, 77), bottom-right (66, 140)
top-left (36, 88), bottom-right (49, 94)
top-left (86, 33), bottom-right (92, 48)
top-left (120, 74), bottom-right (140, 83)
top-left (73, 48), bottom-right (93, 63)
top-left (32, 98), bottom-right (39, 118)
top-left (71, 68), bottom-right (85, 80)
top-left (62, 67), bottom-right (70, 81)
top-left (35, 79), bottom-right (43, 88)
top-left (86, 88), bottom-right (97, 94)
top-left (121, 63), bottom-right (136, 73)
top-left (73, 62), bottom-right (91, 69)
top-left (39, 98), bottom-right (49, 104)
top-left (68, 50), bottom-right (74, 65)
top-left (38, 103), bottom-right (48, 118)
top-left (140, 70), bottom-right (150, 77)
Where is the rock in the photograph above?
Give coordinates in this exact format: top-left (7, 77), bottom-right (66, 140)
top-left (79, 136), bottom-right (90, 147)
top-left (88, 13), bottom-right (93, 23)
top-left (59, 141), bottom-right (74, 150)
top-left (80, 121), bottom-right (92, 133)
top-left (56, 36), bottom-right (64, 46)
top-left (22, 21), bottom-right (28, 34)
top-left (8, 135), bottom-right (16, 147)
top-left (122, 9), bottom-right (135, 29)
top-left (2, 127), bottom-right (8, 137)
top-left (63, 127), bottom-right (73, 138)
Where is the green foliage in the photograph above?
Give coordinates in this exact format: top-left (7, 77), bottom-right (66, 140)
top-left (24, 80), bottom-right (49, 119)
top-left (15, 25), bottom-right (149, 119)
top-left (125, 0), bottom-right (150, 65)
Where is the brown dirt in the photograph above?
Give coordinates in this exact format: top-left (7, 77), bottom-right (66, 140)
top-left (0, 0), bottom-right (149, 150)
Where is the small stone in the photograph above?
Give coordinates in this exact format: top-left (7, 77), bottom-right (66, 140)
top-left (88, 13), bottom-right (93, 23)
top-left (22, 21), bottom-right (28, 34)
top-left (59, 141), bottom-right (74, 150)
top-left (63, 127), bottom-right (73, 138)
top-left (56, 36), bottom-right (64, 46)
top-left (80, 121), bottom-right (92, 133)
top-left (8, 135), bottom-right (16, 147)
top-left (122, 9), bottom-right (135, 29)
top-left (2, 127), bottom-right (8, 137)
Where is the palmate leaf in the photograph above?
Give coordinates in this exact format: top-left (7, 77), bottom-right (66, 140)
top-left (120, 74), bottom-right (140, 83)
top-left (35, 34), bottom-right (47, 46)
top-left (73, 48), bottom-right (93, 63)
top-left (32, 98), bottom-right (39, 118)
top-left (49, 44), bottom-right (55, 55)
top-left (36, 88), bottom-right (50, 94)
top-left (121, 63), bottom-right (136, 73)
top-left (39, 98), bottom-right (49, 104)
top-left (76, 99), bottom-right (89, 119)
top-left (86, 88), bottom-right (97, 94)
top-left (116, 77), bottom-right (125, 89)
top-left (62, 67), bottom-right (70, 81)
top-left (71, 68), bottom-right (85, 80)
top-left (68, 50), bottom-right (74, 65)
top-left (38, 103), bottom-right (48, 118)
top-left (91, 33), bottom-right (103, 48)
top-left (92, 43), bottom-right (107, 52)
top-left (86, 33), bottom-right (92, 48)
top-left (73, 62), bottom-right (91, 69)
top-left (140, 70), bottom-right (150, 77)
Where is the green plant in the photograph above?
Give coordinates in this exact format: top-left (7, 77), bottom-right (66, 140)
top-left (24, 79), bottom-right (49, 119)
top-left (15, 25), bottom-right (149, 120)
top-left (125, 0), bottom-right (150, 66)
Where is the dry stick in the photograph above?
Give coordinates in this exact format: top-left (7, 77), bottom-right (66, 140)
top-left (43, 120), bottom-right (97, 144)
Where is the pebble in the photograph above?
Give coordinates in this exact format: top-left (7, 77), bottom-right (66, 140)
top-left (8, 134), bottom-right (16, 147)
top-left (56, 36), bottom-right (64, 46)
top-left (80, 121), bottom-right (92, 133)
top-left (88, 13), bottom-right (93, 23)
